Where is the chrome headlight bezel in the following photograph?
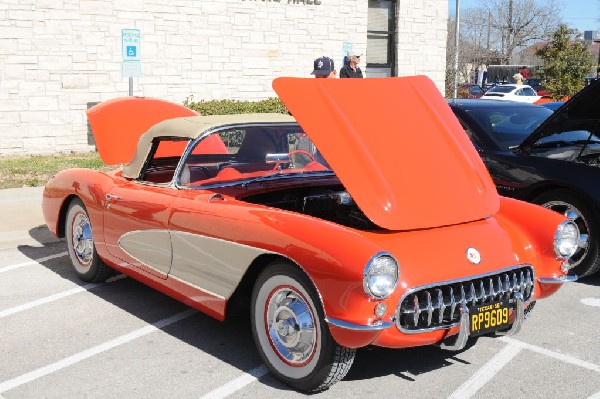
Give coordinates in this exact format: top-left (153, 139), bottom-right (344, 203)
top-left (554, 220), bottom-right (580, 259)
top-left (363, 252), bottom-right (399, 299)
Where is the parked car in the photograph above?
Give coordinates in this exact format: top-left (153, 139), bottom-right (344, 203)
top-left (481, 84), bottom-right (541, 103)
top-left (43, 76), bottom-right (580, 392)
top-left (457, 83), bottom-right (485, 98)
top-left (540, 101), bottom-right (565, 111)
top-left (448, 80), bottom-right (600, 277)
top-left (524, 78), bottom-right (549, 96)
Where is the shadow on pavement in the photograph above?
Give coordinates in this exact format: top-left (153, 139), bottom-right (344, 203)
top-left (577, 272), bottom-right (600, 287)
top-left (18, 224), bottom-right (477, 394)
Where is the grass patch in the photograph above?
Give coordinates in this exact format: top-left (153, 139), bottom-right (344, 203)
top-left (0, 152), bottom-right (112, 189)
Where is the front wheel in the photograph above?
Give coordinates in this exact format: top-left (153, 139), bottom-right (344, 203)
top-left (65, 198), bottom-right (113, 282)
top-left (251, 261), bottom-right (356, 392)
top-left (533, 190), bottom-right (600, 277)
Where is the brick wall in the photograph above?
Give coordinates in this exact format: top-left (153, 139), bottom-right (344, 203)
top-left (0, 0), bottom-right (447, 156)
top-left (396, 0), bottom-right (448, 88)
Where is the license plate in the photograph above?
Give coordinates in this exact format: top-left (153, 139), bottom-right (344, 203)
top-left (470, 300), bottom-right (510, 336)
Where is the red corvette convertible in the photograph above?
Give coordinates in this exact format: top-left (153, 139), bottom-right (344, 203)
top-left (42, 76), bottom-right (581, 392)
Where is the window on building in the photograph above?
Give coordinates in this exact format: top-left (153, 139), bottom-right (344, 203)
top-left (367, 0), bottom-right (396, 77)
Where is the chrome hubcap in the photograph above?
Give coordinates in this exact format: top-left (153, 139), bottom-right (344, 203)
top-left (542, 200), bottom-right (589, 265)
top-left (266, 288), bottom-right (316, 365)
top-left (72, 212), bottom-right (93, 266)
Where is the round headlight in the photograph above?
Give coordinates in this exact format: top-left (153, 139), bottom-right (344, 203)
top-left (363, 253), bottom-right (399, 299)
top-left (554, 220), bottom-right (580, 258)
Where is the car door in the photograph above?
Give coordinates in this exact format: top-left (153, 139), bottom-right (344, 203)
top-left (103, 179), bottom-right (178, 279)
top-left (102, 137), bottom-right (191, 279)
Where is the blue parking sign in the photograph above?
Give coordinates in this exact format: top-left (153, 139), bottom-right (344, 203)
top-left (122, 29), bottom-right (141, 62)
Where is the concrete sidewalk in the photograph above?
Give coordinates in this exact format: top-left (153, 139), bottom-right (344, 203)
top-left (0, 186), bottom-right (60, 249)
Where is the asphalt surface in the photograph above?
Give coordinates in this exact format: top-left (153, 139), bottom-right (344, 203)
top-left (0, 186), bottom-right (599, 398)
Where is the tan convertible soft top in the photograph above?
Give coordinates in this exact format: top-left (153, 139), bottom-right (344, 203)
top-left (122, 113), bottom-right (295, 179)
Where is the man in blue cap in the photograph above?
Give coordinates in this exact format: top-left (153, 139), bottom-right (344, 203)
top-left (311, 56), bottom-right (336, 78)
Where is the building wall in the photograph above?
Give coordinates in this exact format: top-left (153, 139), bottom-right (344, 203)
top-left (0, 0), bottom-right (447, 156)
top-left (396, 0), bottom-right (448, 89)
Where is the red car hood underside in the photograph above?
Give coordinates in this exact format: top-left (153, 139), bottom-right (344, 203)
top-left (87, 97), bottom-right (198, 165)
top-left (273, 76), bottom-right (499, 230)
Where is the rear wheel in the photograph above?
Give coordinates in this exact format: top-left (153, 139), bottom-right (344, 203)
top-left (533, 190), bottom-right (600, 277)
top-left (65, 198), bottom-right (113, 282)
top-left (251, 261), bottom-right (356, 392)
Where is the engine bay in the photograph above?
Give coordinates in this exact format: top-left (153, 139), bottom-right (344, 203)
top-left (241, 184), bottom-right (380, 230)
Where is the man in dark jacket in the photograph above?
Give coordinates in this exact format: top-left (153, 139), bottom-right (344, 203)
top-left (340, 52), bottom-right (363, 78)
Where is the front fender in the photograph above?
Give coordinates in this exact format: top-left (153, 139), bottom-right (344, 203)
top-left (42, 168), bottom-right (116, 245)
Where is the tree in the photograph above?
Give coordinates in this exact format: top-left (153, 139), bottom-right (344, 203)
top-left (536, 25), bottom-right (593, 99)
top-left (449, 0), bottom-right (561, 66)
top-left (480, 0), bottom-right (561, 64)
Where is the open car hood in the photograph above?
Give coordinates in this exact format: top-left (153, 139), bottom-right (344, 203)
top-left (87, 97), bottom-right (198, 165)
top-left (273, 76), bottom-right (499, 231)
top-left (520, 79), bottom-right (600, 150)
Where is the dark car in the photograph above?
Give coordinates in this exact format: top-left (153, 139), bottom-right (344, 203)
top-left (540, 101), bottom-right (564, 111)
top-left (448, 80), bottom-right (600, 277)
top-left (524, 78), bottom-right (548, 96)
top-left (457, 83), bottom-right (485, 98)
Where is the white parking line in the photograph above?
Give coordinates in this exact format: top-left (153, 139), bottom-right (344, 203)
top-left (0, 251), bottom-right (68, 273)
top-left (199, 364), bottom-right (268, 399)
top-left (0, 309), bottom-right (196, 394)
top-left (499, 336), bottom-right (600, 373)
top-left (448, 343), bottom-right (522, 399)
top-left (0, 275), bottom-right (124, 320)
top-left (587, 391), bottom-right (600, 399)
top-left (581, 298), bottom-right (600, 307)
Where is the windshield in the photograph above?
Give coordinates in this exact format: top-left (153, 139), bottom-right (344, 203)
top-left (487, 85), bottom-right (516, 94)
top-left (179, 124), bottom-right (332, 187)
top-left (466, 107), bottom-right (553, 150)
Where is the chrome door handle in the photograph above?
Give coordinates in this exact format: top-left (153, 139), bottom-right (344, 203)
top-left (105, 194), bottom-right (121, 209)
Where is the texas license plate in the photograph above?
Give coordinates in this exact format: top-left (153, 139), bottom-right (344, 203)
top-left (470, 300), bottom-right (510, 336)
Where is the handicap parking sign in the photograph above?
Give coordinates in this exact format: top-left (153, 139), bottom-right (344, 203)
top-left (122, 29), bottom-right (141, 62)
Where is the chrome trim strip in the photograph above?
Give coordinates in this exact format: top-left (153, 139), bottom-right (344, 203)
top-left (440, 304), bottom-right (470, 351)
top-left (538, 275), bottom-right (578, 284)
top-left (325, 317), bottom-right (394, 331)
top-left (168, 273), bottom-right (226, 300)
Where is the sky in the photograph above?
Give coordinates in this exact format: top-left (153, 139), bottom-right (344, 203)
top-left (448, 0), bottom-right (600, 34)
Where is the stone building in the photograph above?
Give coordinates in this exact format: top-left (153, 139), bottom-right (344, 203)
top-left (0, 0), bottom-right (448, 156)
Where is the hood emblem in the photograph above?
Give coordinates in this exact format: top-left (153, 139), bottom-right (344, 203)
top-left (466, 247), bottom-right (481, 264)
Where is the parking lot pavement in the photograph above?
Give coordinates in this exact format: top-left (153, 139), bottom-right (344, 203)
top-left (0, 187), bottom-right (599, 398)
top-left (0, 186), bottom-right (59, 250)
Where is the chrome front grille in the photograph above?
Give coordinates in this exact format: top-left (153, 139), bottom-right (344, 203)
top-left (396, 265), bottom-right (535, 333)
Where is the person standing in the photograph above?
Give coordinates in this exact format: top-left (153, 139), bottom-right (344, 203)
top-left (513, 72), bottom-right (524, 85)
top-left (340, 52), bottom-right (363, 78)
top-left (311, 56), bottom-right (337, 78)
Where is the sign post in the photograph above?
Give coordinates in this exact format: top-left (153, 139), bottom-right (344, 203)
top-left (121, 29), bottom-right (141, 96)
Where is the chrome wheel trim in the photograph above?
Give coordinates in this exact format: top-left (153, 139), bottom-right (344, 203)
top-left (71, 211), bottom-right (93, 267)
top-left (254, 274), bottom-right (321, 379)
top-left (266, 286), bottom-right (317, 366)
top-left (542, 200), bottom-right (589, 266)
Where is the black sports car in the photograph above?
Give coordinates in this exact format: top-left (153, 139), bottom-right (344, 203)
top-left (448, 81), bottom-right (600, 277)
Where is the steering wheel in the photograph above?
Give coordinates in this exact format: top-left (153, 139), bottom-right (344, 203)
top-left (289, 150), bottom-right (315, 168)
